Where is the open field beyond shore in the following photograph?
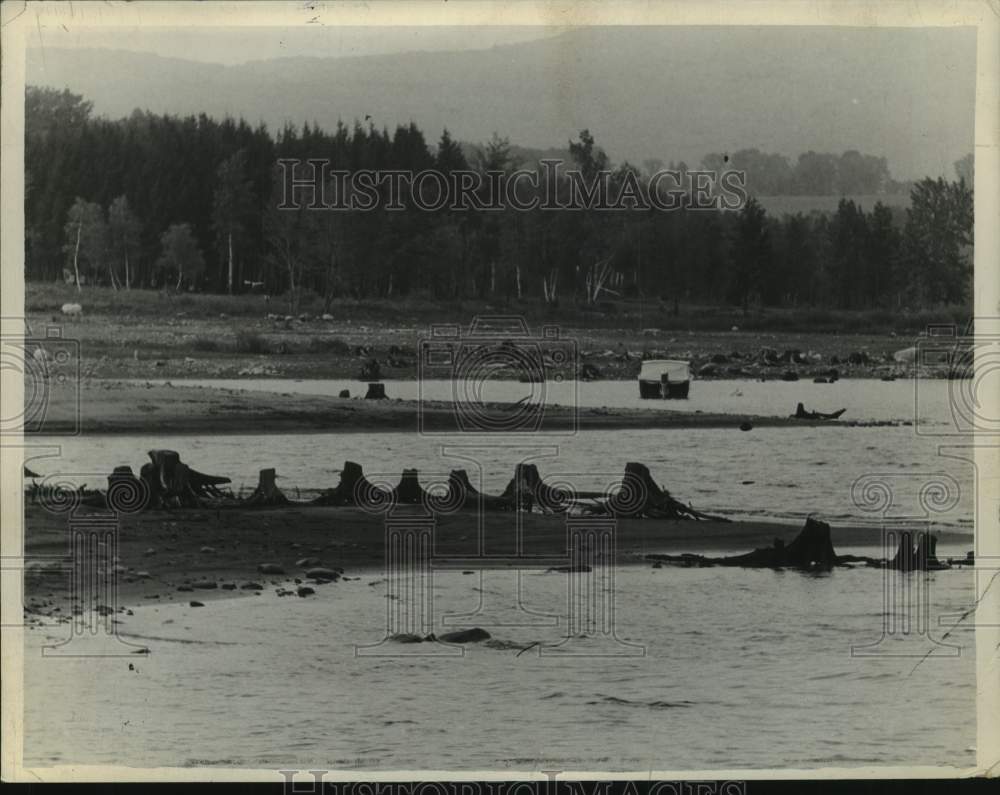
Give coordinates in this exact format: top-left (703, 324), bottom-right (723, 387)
top-left (22, 503), bottom-right (973, 619)
top-left (25, 284), bottom-right (967, 382)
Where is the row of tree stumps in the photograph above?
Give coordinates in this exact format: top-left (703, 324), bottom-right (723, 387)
top-left (28, 451), bottom-right (958, 574)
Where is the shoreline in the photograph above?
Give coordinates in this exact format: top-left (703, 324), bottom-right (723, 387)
top-left (38, 379), bottom-right (907, 435)
top-left (22, 504), bottom-right (974, 618)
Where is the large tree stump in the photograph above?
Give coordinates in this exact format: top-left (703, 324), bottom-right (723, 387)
top-left (393, 469), bottom-right (428, 504)
top-left (139, 449), bottom-right (230, 508)
top-left (312, 460), bottom-right (390, 507)
top-left (243, 468), bottom-right (289, 507)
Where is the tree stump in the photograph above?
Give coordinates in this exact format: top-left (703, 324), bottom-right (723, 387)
top-left (140, 450), bottom-right (230, 508)
top-left (365, 382), bottom-right (387, 399)
top-left (243, 468), bottom-right (288, 507)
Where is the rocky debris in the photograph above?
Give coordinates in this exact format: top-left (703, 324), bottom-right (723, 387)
top-left (240, 581), bottom-right (264, 590)
top-left (296, 557), bottom-right (322, 568)
top-left (193, 580), bottom-right (218, 589)
top-left (257, 563), bottom-right (285, 575)
top-left (304, 567), bottom-right (341, 580)
top-left (189, 601), bottom-right (205, 607)
top-left (177, 585), bottom-right (193, 592)
top-left (296, 586), bottom-right (315, 597)
top-left (221, 583), bottom-right (237, 590)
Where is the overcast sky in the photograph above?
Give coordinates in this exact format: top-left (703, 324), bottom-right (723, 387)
top-left (28, 25), bottom-right (564, 64)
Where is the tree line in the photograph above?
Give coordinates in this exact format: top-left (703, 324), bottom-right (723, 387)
top-left (25, 86), bottom-right (973, 311)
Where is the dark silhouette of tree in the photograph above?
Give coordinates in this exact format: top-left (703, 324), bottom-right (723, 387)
top-left (900, 177), bottom-right (973, 305)
top-left (729, 197), bottom-right (771, 313)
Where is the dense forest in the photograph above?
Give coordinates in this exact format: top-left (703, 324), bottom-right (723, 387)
top-left (25, 87), bottom-right (974, 312)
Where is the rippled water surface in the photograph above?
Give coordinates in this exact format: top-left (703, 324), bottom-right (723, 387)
top-left (24, 561), bottom-right (977, 770)
top-left (22, 376), bottom-right (980, 771)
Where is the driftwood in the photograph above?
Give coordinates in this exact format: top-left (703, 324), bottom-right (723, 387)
top-left (646, 517), bottom-right (839, 571)
top-left (794, 402), bottom-right (846, 421)
top-left (649, 519), bottom-right (955, 573)
top-left (880, 532), bottom-right (948, 571)
top-left (139, 449), bottom-right (231, 508)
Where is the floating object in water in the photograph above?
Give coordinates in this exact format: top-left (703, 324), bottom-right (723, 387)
top-left (794, 403), bottom-right (846, 421)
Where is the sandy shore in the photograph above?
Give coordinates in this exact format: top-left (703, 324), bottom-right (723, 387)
top-left (35, 379), bottom-right (902, 434)
top-left (22, 503), bottom-right (972, 620)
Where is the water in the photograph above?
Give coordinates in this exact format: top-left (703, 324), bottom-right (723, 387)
top-left (134, 376), bottom-right (957, 424)
top-left (23, 563), bottom-right (977, 770)
top-left (22, 376), bottom-right (979, 770)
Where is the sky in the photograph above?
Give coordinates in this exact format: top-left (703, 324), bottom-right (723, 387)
top-left (24, 23), bottom-right (975, 181)
top-left (27, 25), bottom-right (565, 65)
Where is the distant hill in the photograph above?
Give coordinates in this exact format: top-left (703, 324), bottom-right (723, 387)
top-left (26, 27), bottom-right (974, 180)
top-left (754, 193), bottom-right (911, 217)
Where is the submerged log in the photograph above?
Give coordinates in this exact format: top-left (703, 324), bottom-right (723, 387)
top-left (646, 517), bottom-right (839, 571)
top-left (794, 402), bottom-right (846, 421)
top-left (139, 450), bottom-right (231, 508)
top-left (242, 468), bottom-right (289, 507)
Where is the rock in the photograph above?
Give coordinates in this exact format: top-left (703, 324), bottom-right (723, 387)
top-left (739, 421), bottom-right (753, 432)
top-left (321, 313), bottom-right (334, 321)
top-left (200, 546), bottom-right (216, 553)
top-left (338, 389), bottom-right (350, 398)
top-left (193, 580), bottom-right (218, 589)
top-left (61, 303), bottom-right (83, 316)
top-left (221, 583), bottom-right (237, 590)
top-left (389, 633), bottom-right (424, 644)
top-left (710, 354), bottom-right (728, 364)
top-left (304, 567), bottom-right (340, 580)
top-left (189, 601), bottom-right (205, 608)
top-left (813, 377), bottom-right (828, 384)
top-left (296, 557), bottom-right (322, 568)
top-left (435, 628), bottom-right (491, 644)
top-left (697, 363), bottom-right (717, 377)
top-left (296, 586), bottom-right (315, 597)
top-left (780, 370), bottom-right (799, 381)
top-left (257, 563), bottom-right (285, 575)
top-left (177, 585), bottom-right (194, 592)
top-left (135, 571), bottom-right (152, 579)
top-left (144, 548), bottom-right (156, 556)
top-left (240, 582), bottom-right (264, 590)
